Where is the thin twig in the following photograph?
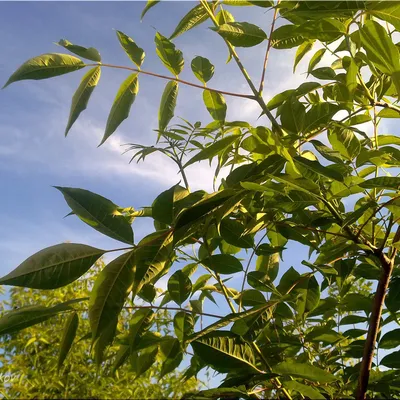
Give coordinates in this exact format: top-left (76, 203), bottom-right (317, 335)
top-left (90, 63), bottom-right (255, 100)
top-left (199, 1), bottom-right (283, 135)
top-left (123, 305), bottom-right (223, 319)
top-left (259, 0), bottom-right (281, 95)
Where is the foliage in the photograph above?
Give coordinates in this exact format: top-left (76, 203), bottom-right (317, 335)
top-left (0, 259), bottom-right (198, 399)
top-left (4, 1), bottom-right (400, 399)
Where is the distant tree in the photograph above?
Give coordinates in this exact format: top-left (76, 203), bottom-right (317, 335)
top-left (0, 259), bottom-right (199, 399)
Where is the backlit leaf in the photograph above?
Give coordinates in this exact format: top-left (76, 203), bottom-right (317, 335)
top-left (203, 90), bottom-right (227, 122)
top-left (159, 81), bottom-right (178, 133)
top-left (3, 53), bottom-right (85, 88)
top-left (201, 254), bottom-right (243, 275)
top-left (116, 31), bottom-right (145, 67)
top-left (212, 22), bottom-right (267, 47)
top-left (57, 312), bottom-right (79, 372)
top-left (89, 250), bottom-right (135, 340)
top-left (184, 133), bottom-right (240, 168)
top-left (170, 4), bottom-right (209, 40)
top-left (0, 243), bottom-right (104, 289)
top-left (272, 361), bottom-right (338, 383)
top-left (55, 187), bottom-right (134, 245)
top-left (191, 56), bottom-right (215, 84)
top-left (168, 270), bottom-right (192, 305)
top-left (65, 66), bottom-right (101, 135)
top-left (56, 39), bottom-right (101, 62)
top-left (155, 32), bottom-right (184, 76)
top-left (101, 73), bottom-right (139, 145)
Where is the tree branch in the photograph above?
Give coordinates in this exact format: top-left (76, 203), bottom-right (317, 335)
top-left (356, 248), bottom-right (394, 399)
top-left (91, 63), bottom-right (255, 100)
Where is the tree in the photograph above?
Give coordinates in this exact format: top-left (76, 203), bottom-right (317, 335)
top-left (3, 1), bottom-right (400, 399)
top-left (0, 259), bottom-right (198, 399)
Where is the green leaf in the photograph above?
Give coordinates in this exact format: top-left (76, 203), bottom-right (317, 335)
top-left (0, 303), bottom-right (72, 336)
top-left (65, 66), bottom-right (101, 135)
top-left (94, 317), bottom-right (118, 367)
top-left (57, 312), bottom-right (79, 372)
top-left (131, 345), bottom-right (159, 378)
top-left (160, 337), bottom-right (183, 377)
top-left (55, 187), bottom-right (134, 245)
top-left (168, 270), bottom-right (192, 305)
top-left (270, 25), bottom-right (305, 49)
top-left (360, 176), bottom-right (400, 190)
top-left (283, 381), bottom-right (325, 399)
top-left (280, 97), bottom-right (305, 134)
top-left (203, 89), bottom-right (227, 122)
top-left (216, 9), bottom-right (235, 24)
top-left (294, 40), bottom-right (314, 72)
top-left (272, 361), bottom-right (338, 383)
top-left (294, 275), bottom-right (320, 315)
top-left (170, 4), bottom-right (209, 40)
top-left (0, 243), bottom-right (104, 289)
top-left (132, 231), bottom-right (173, 296)
top-left (186, 388), bottom-right (251, 399)
top-left (159, 80), bottom-right (178, 133)
top-left (155, 32), bottom-right (184, 76)
top-left (189, 304), bottom-right (274, 343)
top-left (377, 108), bottom-right (400, 118)
top-left (340, 315), bottom-right (367, 325)
top-left (379, 329), bottom-right (400, 349)
top-left (129, 308), bottom-right (155, 351)
top-left (386, 277), bottom-right (400, 313)
top-left (308, 48), bottom-right (325, 74)
top-left (378, 135), bottom-right (400, 146)
top-left (220, 218), bottom-right (254, 249)
top-left (112, 345), bottom-right (130, 375)
top-left (359, 20), bottom-right (400, 75)
top-left (3, 53), bottom-right (85, 88)
top-left (212, 22), bottom-right (267, 47)
top-left (152, 184), bottom-right (189, 225)
top-left (191, 56), bottom-right (215, 84)
top-left (174, 311), bottom-right (194, 342)
top-left (368, 2), bottom-right (400, 31)
top-left (116, 31), bottom-right (145, 68)
top-left (299, 18), bottom-right (346, 42)
top-left (381, 350), bottom-right (400, 368)
top-left (346, 58), bottom-right (358, 100)
top-left (174, 189), bottom-right (236, 229)
top-left (184, 133), bottom-right (240, 168)
top-left (328, 128), bottom-right (361, 161)
top-left (192, 331), bottom-right (261, 373)
top-left (89, 250), bottom-right (135, 340)
top-left (235, 289), bottom-right (266, 307)
top-left (141, 0), bottom-right (160, 20)
top-left (310, 67), bottom-right (336, 80)
top-left (294, 156), bottom-right (344, 181)
top-left (201, 254), bottom-right (243, 275)
top-left (100, 73), bottom-right (139, 145)
top-left (56, 39), bottom-right (101, 62)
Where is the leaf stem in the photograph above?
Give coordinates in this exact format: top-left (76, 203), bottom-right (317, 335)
top-left (123, 305), bottom-right (223, 319)
top-left (251, 342), bottom-right (292, 400)
top-left (199, 1), bottom-right (283, 135)
top-left (90, 63), bottom-right (254, 100)
top-left (259, 0), bottom-right (280, 95)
